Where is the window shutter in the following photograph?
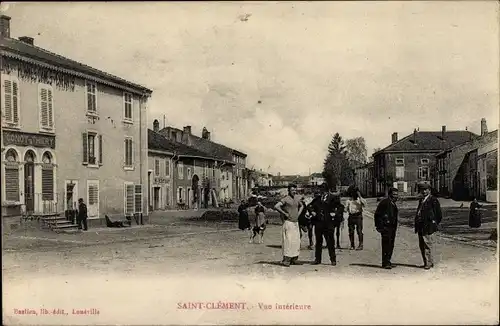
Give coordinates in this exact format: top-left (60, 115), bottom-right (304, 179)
top-left (82, 132), bottom-right (88, 164)
top-left (42, 168), bottom-right (54, 200)
top-left (125, 184), bottom-right (135, 215)
top-left (134, 184), bottom-right (143, 213)
top-left (98, 135), bottom-right (103, 165)
top-left (5, 168), bottom-right (20, 201)
top-left (4, 79), bottom-right (13, 122)
top-left (12, 80), bottom-right (19, 124)
top-left (88, 184), bottom-right (99, 205)
top-left (129, 139), bottom-right (133, 165)
top-left (48, 88), bottom-right (53, 128)
top-left (40, 88), bottom-right (49, 128)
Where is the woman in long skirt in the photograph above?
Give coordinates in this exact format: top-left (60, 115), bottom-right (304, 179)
top-left (469, 197), bottom-right (482, 228)
top-left (238, 200), bottom-right (252, 242)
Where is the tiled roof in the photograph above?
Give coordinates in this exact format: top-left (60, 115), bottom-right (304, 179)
top-left (310, 173), bottom-right (323, 178)
top-left (1, 37), bottom-right (152, 94)
top-left (148, 129), bottom-right (219, 160)
top-left (274, 175), bottom-right (309, 183)
top-left (436, 129), bottom-right (498, 156)
top-left (376, 130), bottom-right (479, 154)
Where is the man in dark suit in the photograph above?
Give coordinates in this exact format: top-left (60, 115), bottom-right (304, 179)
top-left (77, 198), bottom-right (88, 231)
top-left (309, 184), bottom-right (343, 266)
top-left (415, 183), bottom-right (443, 270)
top-left (374, 187), bottom-right (399, 269)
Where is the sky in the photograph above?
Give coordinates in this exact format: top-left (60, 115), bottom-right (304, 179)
top-left (2, 1), bottom-right (498, 175)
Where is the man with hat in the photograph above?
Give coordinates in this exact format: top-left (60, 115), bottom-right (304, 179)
top-left (274, 184), bottom-right (304, 267)
top-left (414, 183), bottom-right (442, 270)
top-left (374, 187), bottom-right (399, 269)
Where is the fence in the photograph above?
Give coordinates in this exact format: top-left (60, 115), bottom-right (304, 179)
top-left (24, 192), bottom-right (63, 215)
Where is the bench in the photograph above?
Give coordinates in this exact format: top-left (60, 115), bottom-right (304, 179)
top-left (105, 214), bottom-right (132, 228)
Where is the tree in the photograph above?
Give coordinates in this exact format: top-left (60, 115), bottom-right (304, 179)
top-left (323, 133), bottom-right (351, 189)
top-left (345, 137), bottom-right (368, 166)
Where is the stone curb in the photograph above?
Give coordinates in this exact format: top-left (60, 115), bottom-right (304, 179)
top-left (363, 211), bottom-right (497, 251)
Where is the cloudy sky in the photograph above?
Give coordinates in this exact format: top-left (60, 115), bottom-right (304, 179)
top-left (2, 2), bottom-right (498, 175)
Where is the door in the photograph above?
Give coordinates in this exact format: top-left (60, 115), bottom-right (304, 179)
top-left (153, 187), bottom-right (160, 210)
top-left (65, 180), bottom-right (79, 211)
top-left (24, 151), bottom-right (36, 213)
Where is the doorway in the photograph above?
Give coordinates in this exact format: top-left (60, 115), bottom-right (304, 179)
top-left (24, 151), bottom-right (36, 213)
top-left (65, 180), bottom-right (78, 223)
top-left (153, 187), bottom-right (160, 210)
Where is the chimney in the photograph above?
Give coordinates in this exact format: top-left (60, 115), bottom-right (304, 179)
top-left (182, 126), bottom-right (192, 146)
top-left (19, 36), bottom-right (34, 45)
top-left (413, 128), bottom-right (417, 144)
top-left (0, 15), bottom-right (11, 38)
top-left (481, 118), bottom-right (488, 136)
top-left (441, 125), bottom-right (446, 138)
top-left (391, 132), bottom-right (398, 144)
top-left (153, 119), bottom-right (159, 132)
top-left (202, 127), bottom-right (211, 140)
top-left (183, 126), bottom-right (192, 135)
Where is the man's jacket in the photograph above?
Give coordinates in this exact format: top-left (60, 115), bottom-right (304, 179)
top-left (307, 193), bottom-right (343, 226)
top-left (414, 195), bottom-right (443, 235)
top-left (374, 197), bottom-right (398, 233)
top-left (78, 203), bottom-right (88, 220)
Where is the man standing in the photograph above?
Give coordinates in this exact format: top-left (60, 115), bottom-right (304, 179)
top-left (345, 187), bottom-right (367, 250)
top-left (274, 184), bottom-right (303, 267)
top-left (374, 187), bottom-right (399, 269)
top-left (415, 183), bottom-right (443, 270)
top-left (77, 198), bottom-right (88, 231)
top-left (308, 183), bottom-right (341, 266)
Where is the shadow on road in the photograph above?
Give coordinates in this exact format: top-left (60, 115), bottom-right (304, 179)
top-left (255, 260), bottom-right (314, 266)
top-left (350, 263), bottom-right (422, 269)
top-left (266, 245), bottom-right (282, 249)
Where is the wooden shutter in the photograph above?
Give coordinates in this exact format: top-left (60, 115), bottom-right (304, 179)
top-left (40, 88), bottom-right (49, 128)
top-left (128, 139), bottom-right (133, 166)
top-left (134, 184), bottom-right (143, 213)
top-left (98, 135), bottom-right (103, 165)
top-left (125, 183), bottom-right (135, 215)
top-left (4, 168), bottom-right (20, 201)
top-left (3, 79), bottom-right (13, 122)
top-left (82, 132), bottom-right (88, 164)
top-left (41, 168), bottom-right (54, 200)
top-left (48, 88), bottom-right (53, 128)
top-left (88, 184), bottom-right (99, 205)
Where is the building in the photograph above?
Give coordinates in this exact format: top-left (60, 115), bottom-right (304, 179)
top-left (308, 173), bottom-right (325, 186)
top-left (1, 15), bottom-right (152, 224)
top-left (354, 162), bottom-right (375, 197)
top-left (250, 169), bottom-right (274, 187)
top-left (435, 119), bottom-right (497, 201)
top-left (373, 126), bottom-right (478, 196)
top-left (148, 122), bottom-right (235, 211)
top-left (158, 125), bottom-right (248, 201)
top-left (272, 174), bottom-right (309, 187)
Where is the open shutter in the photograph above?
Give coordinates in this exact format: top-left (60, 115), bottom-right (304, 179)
top-left (48, 88), bottom-right (53, 128)
top-left (12, 80), bottom-right (19, 124)
top-left (3, 79), bottom-right (13, 122)
top-left (134, 184), bottom-right (143, 213)
top-left (98, 135), bottom-right (103, 165)
top-left (125, 184), bottom-right (135, 215)
top-left (42, 168), bottom-right (54, 200)
top-left (40, 88), bottom-right (49, 128)
top-left (128, 139), bottom-right (133, 166)
top-left (5, 168), bottom-right (20, 201)
top-left (82, 132), bottom-right (88, 164)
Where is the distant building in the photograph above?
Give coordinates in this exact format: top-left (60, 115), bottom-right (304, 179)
top-left (435, 119), bottom-right (497, 202)
top-left (273, 174), bottom-right (309, 187)
top-left (373, 126), bottom-right (478, 196)
top-left (308, 173), bottom-right (325, 186)
top-left (354, 162), bottom-right (375, 197)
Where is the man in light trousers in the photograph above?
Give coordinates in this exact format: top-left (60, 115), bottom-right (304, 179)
top-left (275, 184), bottom-right (304, 267)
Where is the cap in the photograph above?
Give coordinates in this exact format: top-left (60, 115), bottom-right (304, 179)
top-left (418, 182), bottom-right (431, 190)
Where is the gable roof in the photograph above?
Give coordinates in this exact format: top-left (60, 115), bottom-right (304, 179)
top-left (148, 129), bottom-right (234, 162)
top-left (1, 36), bottom-right (152, 95)
top-left (161, 127), bottom-right (246, 162)
top-left (375, 130), bottom-right (479, 154)
top-left (436, 129), bottom-right (498, 156)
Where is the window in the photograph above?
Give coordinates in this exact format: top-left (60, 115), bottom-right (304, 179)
top-left (177, 187), bottom-right (185, 203)
top-left (395, 158), bottom-right (404, 165)
top-left (178, 162), bottom-right (184, 179)
top-left (124, 137), bottom-right (133, 168)
top-left (4, 149), bottom-right (19, 201)
top-left (41, 152), bottom-right (54, 201)
top-left (421, 158), bottom-right (429, 165)
top-left (187, 167), bottom-right (192, 180)
top-left (419, 166), bottom-right (430, 180)
top-left (1, 75), bottom-right (20, 127)
top-left (155, 159), bottom-right (160, 176)
top-left (124, 92), bottom-right (132, 121)
top-left (86, 81), bottom-right (97, 113)
top-left (396, 166), bottom-right (405, 179)
top-left (82, 132), bottom-right (102, 166)
top-left (39, 84), bottom-right (54, 131)
top-left (165, 159), bottom-right (170, 177)
top-left (125, 183), bottom-right (143, 215)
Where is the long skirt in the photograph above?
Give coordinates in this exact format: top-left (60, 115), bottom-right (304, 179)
top-left (282, 220), bottom-right (300, 258)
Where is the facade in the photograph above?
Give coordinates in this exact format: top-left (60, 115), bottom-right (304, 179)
top-left (272, 174), bottom-right (309, 187)
top-left (436, 122), bottom-right (497, 201)
top-left (373, 127), bottom-right (478, 196)
top-left (148, 124), bottom-right (235, 211)
top-left (308, 173), bottom-right (325, 186)
top-left (354, 162), bottom-right (375, 197)
top-left (158, 125), bottom-right (247, 201)
top-left (1, 16), bottom-right (152, 223)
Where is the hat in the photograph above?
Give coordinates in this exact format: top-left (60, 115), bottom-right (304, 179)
top-left (418, 182), bottom-right (431, 190)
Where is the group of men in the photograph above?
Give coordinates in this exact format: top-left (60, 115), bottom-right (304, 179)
top-left (274, 182), bottom-right (443, 270)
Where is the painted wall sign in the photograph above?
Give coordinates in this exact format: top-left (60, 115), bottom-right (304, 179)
top-left (3, 130), bottom-right (56, 149)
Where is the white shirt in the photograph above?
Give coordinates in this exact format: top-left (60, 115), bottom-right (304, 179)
top-left (346, 197), bottom-right (366, 214)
